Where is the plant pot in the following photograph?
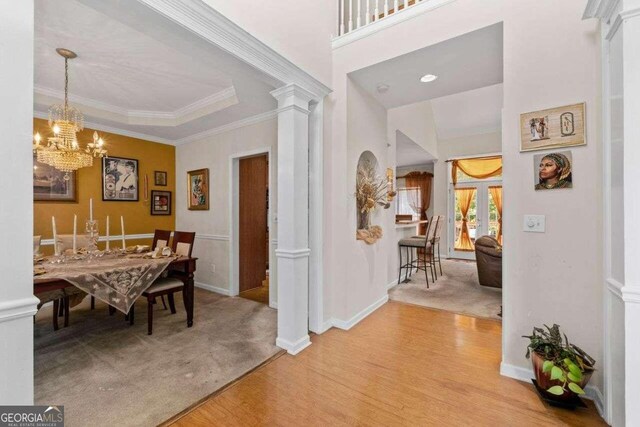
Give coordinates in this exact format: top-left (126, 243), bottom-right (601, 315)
top-left (531, 352), bottom-right (593, 401)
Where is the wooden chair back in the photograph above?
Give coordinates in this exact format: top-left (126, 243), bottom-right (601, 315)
top-left (171, 231), bottom-right (196, 257)
top-left (152, 230), bottom-right (172, 250)
top-left (56, 234), bottom-right (89, 252)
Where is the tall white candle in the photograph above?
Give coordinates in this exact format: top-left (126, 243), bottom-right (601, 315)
top-left (72, 214), bottom-right (77, 253)
top-left (52, 216), bottom-right (58, 256)
top-left (106, 216), bottom-right (110, 251)
top-left (120, 216), bottom-right (126, 250)
top-left (89, 198), bottom-right (93, 222)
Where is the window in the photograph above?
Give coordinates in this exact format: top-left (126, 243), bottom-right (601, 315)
top-left (396, 187), bottom-right (421, 220)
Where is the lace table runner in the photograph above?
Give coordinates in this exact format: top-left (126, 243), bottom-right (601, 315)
top-left (37, 255), bottom-right (176, 313)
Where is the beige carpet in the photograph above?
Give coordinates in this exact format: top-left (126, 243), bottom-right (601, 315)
top-left (34, 288), bottom-right (279, 427)
top-left (389, 259), bottom-right (502, 320)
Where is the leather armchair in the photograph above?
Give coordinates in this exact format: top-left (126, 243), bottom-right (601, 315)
top-left (475, 236), bottom-right (502, 288)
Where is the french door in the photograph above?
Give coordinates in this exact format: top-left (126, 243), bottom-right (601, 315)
top-left (449, 181), bottom-right (501, 260)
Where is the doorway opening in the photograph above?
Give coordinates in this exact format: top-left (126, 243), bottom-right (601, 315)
top-left (450, 176), bottom-right (502, 260)
top-left (237, 154), bottom-right (270, 305)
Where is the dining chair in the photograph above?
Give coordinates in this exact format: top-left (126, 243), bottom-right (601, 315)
top-left (152, 229), bottom-right (173, 310)
top-left (130, 231), bottom-right (196, 335)
top-left (33, 235), bottom-right (41, 257)
top-left (56, 234), bottom-right (90, 254)
top-left (152, 229), bottom-right (172, 250)
top-left (36, 289), bottom-right (68, 331)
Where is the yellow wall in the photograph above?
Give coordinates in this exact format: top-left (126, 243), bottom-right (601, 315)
top-left (34, 118), bottom-right (175, 251)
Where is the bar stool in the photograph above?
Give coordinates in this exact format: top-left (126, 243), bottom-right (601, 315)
top-left (414, 214), bottom-right (445, 279)
top-left (398, 217), bottom-right (437, 287)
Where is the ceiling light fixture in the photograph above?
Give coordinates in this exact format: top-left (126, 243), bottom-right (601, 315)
top-left (33, 48), bottom-right (107, 178)
top-left (376, 84), bottom-right (390, 93)
top-left (420, 74), bottom-right (438, 83)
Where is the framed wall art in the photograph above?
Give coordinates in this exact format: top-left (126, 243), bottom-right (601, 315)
top-left (102, 156), bottom-right (139, 201)
top-left (520, 103), bottom-right (585, 152)
top-left (33, 154), bottom-right (77, 202)
top-left (533, 151), bottom-right (573, 190)
top-left (187, 168), bottom-right (209, 210)
top-left (151, 190), bottom-right (172, 215)
top-left (154, 171), bottom-right (167, 186)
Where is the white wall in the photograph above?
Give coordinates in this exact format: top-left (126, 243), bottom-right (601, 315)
top-left (329, 0), bottom-right (604, 405)
top-left (388, 100), bottom-right (439, 159)
top-left (328, 78), bottom-right (390, 323)
top-left (0, 0), bottom-right (38, 404)
top-left (175, 118), bottom-right (278, 302)
top-left (201, 0), bottom-right (336, 88)
top-left (433, 131), bottom-right (502, 253)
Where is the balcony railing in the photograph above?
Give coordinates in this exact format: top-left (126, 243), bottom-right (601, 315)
top-left (338, 0), bottom-right (424, 37)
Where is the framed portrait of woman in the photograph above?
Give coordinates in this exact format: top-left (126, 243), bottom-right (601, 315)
top-left (533, 151), bottom-right (573, 190)
top-left (187, 168), bottom-right (209, 210)
top-left (102, 156), bottom-right (139, 201)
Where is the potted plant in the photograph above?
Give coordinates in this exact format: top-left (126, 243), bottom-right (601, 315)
top-left (523, 324), bottom-right (595, 401)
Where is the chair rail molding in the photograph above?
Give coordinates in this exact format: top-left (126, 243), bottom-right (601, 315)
top-left (0, 297), bottom-right (41, 324)
top-left (134, 0), bottom-right (331, 100)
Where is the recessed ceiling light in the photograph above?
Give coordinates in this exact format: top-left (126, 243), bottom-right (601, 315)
top-left (420, 74), bottom-right (438, 83)
top-left (376, 84), bottom-right (390, 93)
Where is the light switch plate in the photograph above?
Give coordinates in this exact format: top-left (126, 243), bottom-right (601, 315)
top-left (523, 215), bottom-right (545, 233)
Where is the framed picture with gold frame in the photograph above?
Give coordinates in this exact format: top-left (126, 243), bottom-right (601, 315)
top-left (187, 168), bottom-right (209, 210)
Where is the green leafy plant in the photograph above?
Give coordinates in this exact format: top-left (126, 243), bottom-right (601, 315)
top-left (523, 324), bottom-right (595, 396)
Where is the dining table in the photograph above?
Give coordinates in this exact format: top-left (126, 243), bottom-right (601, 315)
top-left (34, 252), bottom-right (197, 328)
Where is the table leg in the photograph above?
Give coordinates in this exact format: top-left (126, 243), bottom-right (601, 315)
top-left (183, 272), bottom-right (195, 328)
top-left (63, 297), bottom-right (70, 327)
top-left (52, 299), bottom-right (59, 331)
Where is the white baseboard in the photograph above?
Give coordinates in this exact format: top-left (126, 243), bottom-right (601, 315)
top-left (331, 294), bottom-right (389, 331)
top-left (195, 282), bottom-right (231, 296)
top-left (276, 334), bottom-right (312, 355)
top-left (500, 362), bottom-right (605, 419)
top-left (387, 271), bottom-right (412, 290)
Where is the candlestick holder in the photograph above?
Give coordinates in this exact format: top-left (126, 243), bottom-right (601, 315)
top-left (85, 219), bottom-right (99, 253)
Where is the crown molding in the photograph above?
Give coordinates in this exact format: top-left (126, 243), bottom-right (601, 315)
top-left (134, 0), bottom-right (331, 99)
top-left (175, 109), bottom-right (278, 145)
top-left (34, 84), bottom-right (238, 127)
top-left (583, 0), bottom-right (620, 22)
top-left (33, 110), bottom-right (175, 145)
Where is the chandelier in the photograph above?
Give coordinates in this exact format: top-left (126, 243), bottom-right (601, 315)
top-left (33, 48), bottom-right (107, 177)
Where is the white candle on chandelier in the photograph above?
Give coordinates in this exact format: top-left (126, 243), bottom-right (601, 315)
top-left (120, 216), bottom-right (126, 250)
top-left (72, 214), bottom-right (77, 253)
top-left (89, 198), bottom-right (93, 222)
top-left (106, 216), bottom-right (110, 251)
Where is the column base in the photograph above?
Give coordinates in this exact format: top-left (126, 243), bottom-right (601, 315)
top-left (276, 334), bottom-right (312, 355)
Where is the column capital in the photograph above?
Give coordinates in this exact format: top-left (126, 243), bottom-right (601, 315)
top-left (271, 83), bottom-right (316, 108)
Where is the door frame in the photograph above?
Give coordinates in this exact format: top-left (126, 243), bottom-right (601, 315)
top-left (446, 153), bottom-right (502, 260)
top-left (229, 147), bottom-right (274, 308)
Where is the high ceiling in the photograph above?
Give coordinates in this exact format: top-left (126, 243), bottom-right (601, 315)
top-left (34, 0), bottom-right (278, 145)
top-left (431, 83), bottom-right (503, 140)
top-left (395, 131), bottom-right (436, 167)
top-left (348, 23), bottom-right (503, 109)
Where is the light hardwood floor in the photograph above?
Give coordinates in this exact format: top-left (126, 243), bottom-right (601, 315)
top-left (170, 301), bottom-right (605, 426)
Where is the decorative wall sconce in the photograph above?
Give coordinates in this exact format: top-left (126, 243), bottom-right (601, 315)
top-left (386, 168), bottom-right (397, 202)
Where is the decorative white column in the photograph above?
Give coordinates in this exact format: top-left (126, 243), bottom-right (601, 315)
top-left (585, 1), bottom-right (640, 424)
top-left (0, 0), bottom-right (39, 404)
top-left (271, 84), bottom-right (315, 355)
top-left (621, 5), bottom-right (640, 426)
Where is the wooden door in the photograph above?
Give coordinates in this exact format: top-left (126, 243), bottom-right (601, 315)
top-left (239, 155), bottom-right (268, 292)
